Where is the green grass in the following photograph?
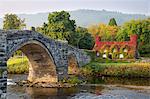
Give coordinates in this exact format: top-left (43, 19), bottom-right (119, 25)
top-left (7, 56), bottom-right (29, 74)
top-left (80, 62), bottom-right (150, 78)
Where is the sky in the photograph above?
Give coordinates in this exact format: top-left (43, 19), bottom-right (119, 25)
top-left (0, 0), bottom-right (149, 18)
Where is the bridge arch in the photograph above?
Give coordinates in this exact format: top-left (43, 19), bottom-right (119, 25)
top-left (0, 30), bottom-right (91, 97)
top-left (68, 53), bottom-right (79, 75)
top-left (7, 40), bottom-right (58, 83)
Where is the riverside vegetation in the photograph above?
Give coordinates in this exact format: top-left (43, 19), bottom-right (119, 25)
top-left (7, 54), bottom-right (150, 78)
top-left (80, 62), bottom-right (150, 78)
top-left (80, 51), bottom-right (150, 78)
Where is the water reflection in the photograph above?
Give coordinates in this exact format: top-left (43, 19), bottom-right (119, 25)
top-left (7, 74), bottom-right (150, 99)
top-left (8, 84), bottom-right (105, 99)
top-left (26, 87), bottom-right (78, 99)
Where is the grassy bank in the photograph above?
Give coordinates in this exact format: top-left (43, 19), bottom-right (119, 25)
top-left (80, 62), bottom-right (150, 78)
top-left (7, 56), bottom-right (29, 74)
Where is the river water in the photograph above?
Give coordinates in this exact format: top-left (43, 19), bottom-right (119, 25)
top-left (7, 74), bottom-right (150, 99)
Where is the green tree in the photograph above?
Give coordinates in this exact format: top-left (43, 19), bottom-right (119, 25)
top-left (69, 26), bottom-right (95, 49)
top-left (116, 18), bottom-right (150, 44)
top-left (108, 18), bottom-right (117, 26)
top-left (78, 33), bottom-right (95, 50)
top-left (36, 11), bottom-right (95, 49)
top-left (37, 11), bottom-right (76, 42)
top-left (69, 27), bottom-right (87, 47)
top-left (3, 14), bottom-right (26, 30)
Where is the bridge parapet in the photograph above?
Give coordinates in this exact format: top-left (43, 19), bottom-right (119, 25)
top-left (67, 45), bottom-right (91, 66)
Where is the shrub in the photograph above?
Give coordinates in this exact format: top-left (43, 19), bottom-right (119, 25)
top-left (139, 44), bottom-right (150, 57)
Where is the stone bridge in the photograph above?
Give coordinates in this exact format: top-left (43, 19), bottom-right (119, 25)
top-left (0, 30), bottom-right (91, 96)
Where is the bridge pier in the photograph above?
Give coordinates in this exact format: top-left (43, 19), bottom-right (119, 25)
top-left (27, 63), bottom-right (58, 83)
top-left (68, 54), bottom-right (79, 75)
top-left (56, 66), bottom-right (68, 81)
top-left (0, 67), bottom-right (7, 99)
top-left (0, 33), bottom-right (7, 98)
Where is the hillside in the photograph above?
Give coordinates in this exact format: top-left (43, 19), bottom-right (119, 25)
top-left (0, 9), bottom-right (148, 29)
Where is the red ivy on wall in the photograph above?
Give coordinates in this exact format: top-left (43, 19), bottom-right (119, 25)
top-left (94, 34), bottom-right (138, 59)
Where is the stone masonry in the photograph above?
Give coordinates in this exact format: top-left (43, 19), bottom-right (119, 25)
top-left (0, 30), bottom-right (91, 98)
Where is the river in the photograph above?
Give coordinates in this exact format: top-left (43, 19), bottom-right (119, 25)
top-left (7, 74), bottom-right (150, 99)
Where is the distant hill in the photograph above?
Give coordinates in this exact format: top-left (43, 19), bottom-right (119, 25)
top-left (0, 9), bottom-right (148, 29)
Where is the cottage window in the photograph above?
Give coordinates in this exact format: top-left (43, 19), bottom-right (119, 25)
top-left (103, 54), bottom-right (107, 58)
top-left (119, 54), bottom-right (124, 59)
top-left (124, 49), bottom-right (128, 52)
top-left (113, 49), bottom-right (117, 52)
top-left (96, 52), bottom-right (100, 57)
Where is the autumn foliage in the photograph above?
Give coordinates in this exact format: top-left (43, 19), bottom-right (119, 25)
top-left (88, 23), bottom-right (119, 41)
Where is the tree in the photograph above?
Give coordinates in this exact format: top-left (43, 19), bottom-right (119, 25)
top-left (3, 14), bottom-right (26, 30)
top-left (108, 18), bottom-right (117, 26)
top-left (69, 27), bottom-right (87, 47)
top-left (61, 26), bottom-right (95, 49)
top-left (37, 11), bottom-right (76, 42)
top-left (116, 18), bottom-right (150, 44)
top-left (36, 11), bottom-right (95, 49)
top-left (78, 33), bottom-right (94, 50)
top-left (88, 23), bottom-right (119, 41)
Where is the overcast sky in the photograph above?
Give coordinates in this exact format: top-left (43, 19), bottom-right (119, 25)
top-left (0, 0), bottom-right (149, 18)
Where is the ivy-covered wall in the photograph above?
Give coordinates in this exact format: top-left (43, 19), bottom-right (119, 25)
top-left (94, 34), bottom-right (138, 59)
